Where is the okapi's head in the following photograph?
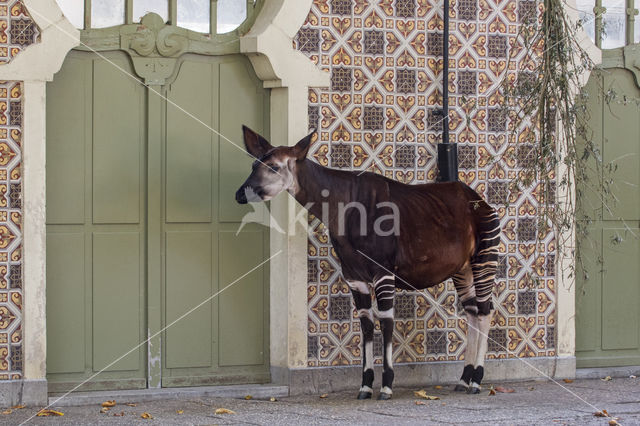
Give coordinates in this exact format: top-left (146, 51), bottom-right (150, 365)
top-left (235, 125), bottom-right (314, 204)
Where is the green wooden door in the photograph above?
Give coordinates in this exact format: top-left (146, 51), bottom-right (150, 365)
top-left (576, 55), bottom-right (640, 368)
top-left (46, 51), bottom-right (270, 392)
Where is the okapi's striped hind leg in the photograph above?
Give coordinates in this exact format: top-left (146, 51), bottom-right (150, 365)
top-left (374, 275), bottom-right (395, 400)
top-left (348, 280), bottom-right (375, 399)
top-left (467, 208), bottom-right (500, 393)
top-left (458, 207), bottom-right (500, 394)
top-left (452, 265), bottom-right (479, 393)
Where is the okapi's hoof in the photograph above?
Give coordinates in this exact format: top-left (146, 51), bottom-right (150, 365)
top-left (357, 391), bottom-right (372, 400)
top-left (377, 392), bottom-right (392, 401)
top-left (454, 384), bottom-right (469, 392)
top-left (468, 386), bottom-right (481, 394)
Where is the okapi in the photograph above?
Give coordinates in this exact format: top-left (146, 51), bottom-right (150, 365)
top-left (236, 126), bottom-right (500, 400)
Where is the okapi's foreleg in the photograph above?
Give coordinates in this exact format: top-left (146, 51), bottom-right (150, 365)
top-left (349, 281), bottom-right (375, 399)
top-left (374, 275), bottom-right (395, 400)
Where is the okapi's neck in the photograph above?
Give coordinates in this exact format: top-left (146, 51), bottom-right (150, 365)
top-left (290, 159), bottom-right (354, 221)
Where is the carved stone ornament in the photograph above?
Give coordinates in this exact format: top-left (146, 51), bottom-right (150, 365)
top-left (121, 13), bottom-right (189, 58)
top-left (80, 12), bottom-right (245, 84)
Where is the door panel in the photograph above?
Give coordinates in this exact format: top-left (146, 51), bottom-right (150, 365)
top-left (92, 61), bottom-right (143, 224)
top-left (45, 57), bottom-right (87, 225)
top-left (601, 227), bottom-right (640, 350)
top-left (161, 55), bottom-right (270, 387)
top-left (602, 71), bottom-right (640, 221)
top-left (92, 232), bottom-right (143, 371)
top-left (218, 60), bottom-right (269, 223)
top-left (219, 230), bottom-right (265, 367)
top-left (46, 52), bottom-right (147, 391)
top-left (46, 233), bottom-right (85, 374)
top-left (165, 231), bottom-right (213, 369)
top-left (47, 52), bottom-right (270, 390)
top-left (576, 65), bottom-right (640, 367)
top-left (166, 61), bottom-right (214, 224)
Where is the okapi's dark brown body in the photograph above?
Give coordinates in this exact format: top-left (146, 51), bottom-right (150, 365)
top-left (294, 159), bottom-right (490, 288)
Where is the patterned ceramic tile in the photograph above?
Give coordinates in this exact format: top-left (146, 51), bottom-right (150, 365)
top-left (0, 81), bottom-right (23, 379)
top-left (0, 1), bottom-right (41, 64)
top-left (298, 0), bottom-right (554, 367)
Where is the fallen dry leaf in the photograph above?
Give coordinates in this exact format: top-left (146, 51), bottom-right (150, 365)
top-left (601, 376), bottom-right (612, 382)
top-left (563, 379), bottom-right (574, 383)
top-left (244, 395), bottom-right (252, 400)
top-left (99, 407), bottom-right (110, 414)
top-left (413, 390), bottom-right (440, 400)
top-left (630, 375), bottom-right (637, 379)
top-left (124, 402), bottom-right (137, 407)
top-left (113, 412), bottom-right (125, 417)
top-left (594, 410), bottom-right (610, 417)
top-left (269, 397), bottom-right (277, 402)
top-left (141, 412), bottom-right (153, 419)
top-left (434, 385), bottom-right (442, 390)
top-left (528, 387), bottom-right (535, 391)
top-left (319, 393), bottom-right (328, 398)
top-left (489, 388), bottom-right (497, 396)
top-left (101, 400), bottom-right (116, 408)
top-left (214, 408), bottom-right (236, 415)
top-left (176, 410), bottom-right (184, 414)
top-left (11, 405), bottom-right (25, 410)
top-left (495, 386), bottom-right (515, 393)
top-left (36, 409), bottom-right (64, 417)
top-left (415, 401), bottom-right (427, 405)
top-left (609, 420), bottom-right (620, 426)
top-left (2, 409), bottom-right (12, 415)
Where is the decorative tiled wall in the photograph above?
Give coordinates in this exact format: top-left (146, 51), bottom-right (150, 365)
top-left (0, 81), bottom-right (23, 379)
top-left (297, 0), bottom-right (556, 367)
top-left (0, 1), bottom-right (41, 64)
top-left (0, 1), bottom-right (39, 380)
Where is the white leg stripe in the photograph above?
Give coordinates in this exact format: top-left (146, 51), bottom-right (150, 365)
top-left (377, 307), bottom-right (394, 319)
top-left (364, 341), bottom-right (373, 371)
top-left (374, 275), bottom-right (395, 285)
top-left (380, 386), bottom-right (392, 395)
top-left (358, 309), bottom-right (373, 321)
top-left (458, 379), bottom-right (469, 388)
top-left (359, 385), bottom-right (373, 393)
top-left (348, 280), bottom-right (370, 294)
top-left (385, 342), bottom-right (393, 368)
top-left (475, 313), bottom-right (492, 367)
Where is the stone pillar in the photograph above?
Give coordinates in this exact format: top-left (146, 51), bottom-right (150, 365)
top-left (240, 0), bottom-right (329, 384)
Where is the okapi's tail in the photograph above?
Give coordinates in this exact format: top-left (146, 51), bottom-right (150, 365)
top-left (465, 187), bottom-right (501, 316)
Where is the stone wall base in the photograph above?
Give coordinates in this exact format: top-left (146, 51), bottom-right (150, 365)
top-left (0, 379), bottom-right (48, 406)
top-left (273, 356), bottom-right (576, 395)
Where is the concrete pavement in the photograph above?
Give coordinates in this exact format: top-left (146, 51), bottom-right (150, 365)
top-left (2, 377), bottom-right (639, 425)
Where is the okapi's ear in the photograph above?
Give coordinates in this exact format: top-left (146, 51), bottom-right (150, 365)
top-left (242, 125), bottom-right (273, 158)
top-left (293, 130), bottom-right (315, 161)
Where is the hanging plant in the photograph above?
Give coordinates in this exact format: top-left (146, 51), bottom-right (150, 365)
top-left (499, 0), bottom-right (616, 285)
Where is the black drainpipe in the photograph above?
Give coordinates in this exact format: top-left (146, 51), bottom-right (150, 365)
top-left (436, 0), bottom-right (458, 182)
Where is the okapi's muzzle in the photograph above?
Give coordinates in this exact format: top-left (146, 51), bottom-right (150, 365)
top-left (235, 186), bottom-right (248, 204)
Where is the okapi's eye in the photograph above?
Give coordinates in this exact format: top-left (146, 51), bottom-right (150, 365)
top-left (269, 164), bottom-right (280, 173)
